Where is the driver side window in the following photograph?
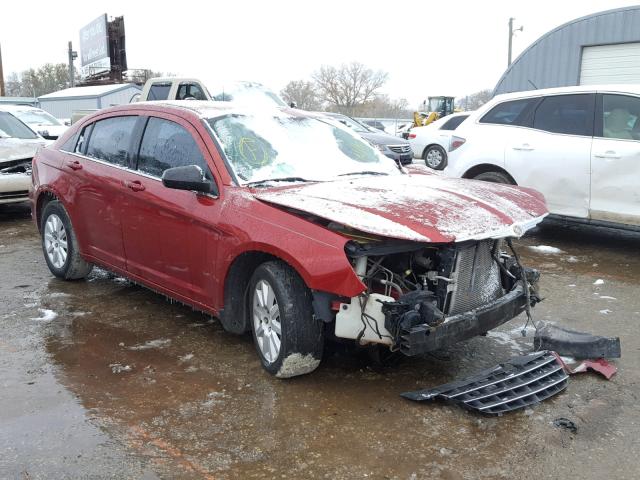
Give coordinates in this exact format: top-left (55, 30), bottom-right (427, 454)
top-left (137, 118), bottom-right (213, 180)
top-left (601, 94), bottom-right (640, 141)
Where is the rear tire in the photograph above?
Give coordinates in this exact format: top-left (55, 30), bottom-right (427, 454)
top-left (248, 261), bottom-right (324, 378)
top-left (423, 145), bottom-right (447, 170)
top-left (473, 171), bottom-right (514, 184)
top-left (41, 200), bottom-right (92, 280)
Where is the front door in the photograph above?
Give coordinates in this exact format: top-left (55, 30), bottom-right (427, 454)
top-left (119, 114), bottom-right (222, 306)
top-left (590, 93), bottom-right (640, 226)
top-left (505, 93), bottom-right (594, 218)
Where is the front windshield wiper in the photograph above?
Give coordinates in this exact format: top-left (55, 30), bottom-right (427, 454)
top-left (338, 171), bottom-right (389, 177)
top-left (245, 176), bottom-right (316, 187)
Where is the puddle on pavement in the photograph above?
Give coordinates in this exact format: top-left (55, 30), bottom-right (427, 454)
top-left (39, 269), bottom-right (540, 479)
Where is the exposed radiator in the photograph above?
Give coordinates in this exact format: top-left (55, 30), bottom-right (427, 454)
top-left (446, 240), bottom-right (503, 315)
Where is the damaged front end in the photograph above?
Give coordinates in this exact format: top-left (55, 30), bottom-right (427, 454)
top-left (334, 236), bottom-right (540, 356)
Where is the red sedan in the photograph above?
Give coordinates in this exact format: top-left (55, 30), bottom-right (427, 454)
top-left (30, 102), bottom-right (548, 378)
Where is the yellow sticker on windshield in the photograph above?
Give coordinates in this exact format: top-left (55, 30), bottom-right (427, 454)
top-left (238, 137), bottom-right (269, 166)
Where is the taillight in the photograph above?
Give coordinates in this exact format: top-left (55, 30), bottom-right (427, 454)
top-left (408, 133), bottom-right (417, 139)
top-left (449, 136), bottom-right (466, 152)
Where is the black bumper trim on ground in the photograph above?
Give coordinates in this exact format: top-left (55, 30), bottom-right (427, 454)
top-left (399, 285), bottom-right (528, 356)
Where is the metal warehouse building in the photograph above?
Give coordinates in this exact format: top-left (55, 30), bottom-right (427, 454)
top-left (38, 84), bottom-right (141, 119)
top-left (494, 6), bottom-right (640, 95)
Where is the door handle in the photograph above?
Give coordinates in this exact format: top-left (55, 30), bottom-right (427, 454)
top-left (124, 180), bottom-right (145, 192)
top-left (512, 143), bottom-right (534, 151)
top-left (593, 151), bottom-right (621, 159)
top-left (65, 160), bottom-right (82, 170)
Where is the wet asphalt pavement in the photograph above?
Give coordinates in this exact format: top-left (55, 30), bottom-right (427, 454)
top-left (1, 202), bottom-right (639, 480)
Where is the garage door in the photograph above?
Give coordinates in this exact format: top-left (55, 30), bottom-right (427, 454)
top-left (580, 43), bottom-right (640, 85)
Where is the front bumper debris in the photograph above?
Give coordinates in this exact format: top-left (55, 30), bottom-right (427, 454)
top-left (401, 351), bottom-right (568, 415)
top-left (398, 285), bottom-right (529, 356)
top-left (534, 322), bottom-right (621, 359)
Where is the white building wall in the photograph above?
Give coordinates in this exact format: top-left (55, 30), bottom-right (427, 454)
top-left (100, 86), bottom-right (141, 108)
top-left (38, 98), bottom-right (99, 120)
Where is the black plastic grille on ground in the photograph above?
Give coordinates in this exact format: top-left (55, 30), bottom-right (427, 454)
top-left (402, 351), bottom-right (568, 415)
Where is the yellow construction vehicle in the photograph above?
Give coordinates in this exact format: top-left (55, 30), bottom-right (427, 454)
top-left (412, 96), bottom-right (456, 127)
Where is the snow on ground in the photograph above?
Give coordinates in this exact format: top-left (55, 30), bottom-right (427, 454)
top-left (30, 308), bottom-right (57, 321)
top-left (528, 245), bottom-right (564, 254)
top-left (594, 279), bottom-right (605, 285)
top-left (486, 331), bottom-right (527, 352)
top-left (127, 338), bottom-right (172, 350)
top-left (599, 309), bottom-right (612, 315)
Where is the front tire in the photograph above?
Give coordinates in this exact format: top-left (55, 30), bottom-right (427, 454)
top-left (423, 145), bottom-right (447, 170)
top-left (248, 261), bottom-right (324, 378)
top-left (41, 200), bottom-right (93, 280)
top-left (473, 171), bottom-right (514, 184)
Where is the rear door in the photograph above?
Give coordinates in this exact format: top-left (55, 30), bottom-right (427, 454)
top-left (119, 113), bottom-right (223, 306)
top-left (590, 93), bottom-right (640, 226)
top-left (504, 93), bottom-right (594, 218)
top-left (64, 115), bottom-right (139, 270)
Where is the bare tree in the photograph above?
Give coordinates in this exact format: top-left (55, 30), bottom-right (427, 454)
top-left (456, 89), bottom-right (493, 111)
top-left (280, 80), bottom-right (321, 110)
top-left (4, 63), bottom-right (71, 97)
top-left (351, 94), bottom-right (411, 118)
top-left (313, 62), bottom-right (388, 114)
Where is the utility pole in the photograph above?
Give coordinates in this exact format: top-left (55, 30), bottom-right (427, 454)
top-left (0, 43), bottom-right (5, 96)
top-left (508, 17), bottom-right (524, 67)
top-left (68, 41), bottom-right (78, 88)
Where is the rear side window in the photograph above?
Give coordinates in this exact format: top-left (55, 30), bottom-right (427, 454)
top-left (148, 83), bottom-right (171, 100)
top-left (533, 94), bottom-right (594, 136)
top-left (440, 115), bottom-right (468, 131)
top-left (177, 83), bottom-right (208, 101)
top-left (479, 98), bottom-right (537, 126)
top-left (137, 118), bottom-right (212, 179)
top-left (600, 94), bottom-right (640, 140)
top-left (85, 116), bottom-right (137, 167)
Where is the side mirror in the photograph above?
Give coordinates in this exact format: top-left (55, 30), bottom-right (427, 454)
top-left (162, 165), bottom-right (217, 195)
top-left (289, 101), bottom-right (297, 108)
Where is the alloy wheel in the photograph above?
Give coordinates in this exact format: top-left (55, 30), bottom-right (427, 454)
top-left (44, 214), bottom-right (68, 269)
top-left (252, 279), bottom-right (282, 363)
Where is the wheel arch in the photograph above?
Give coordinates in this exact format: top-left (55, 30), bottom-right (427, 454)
top-left (421, 143), bottom-right (445, 158)
top-left (218, 249), bottom-right (312, 334)
top-left (35, 190), bottom-right (60, 232)
top-left (462, 164), bottom-right (517, 184)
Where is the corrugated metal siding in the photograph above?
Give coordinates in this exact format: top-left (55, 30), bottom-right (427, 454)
top-left (37, 86), bottom-right (140, 119)
top-left (39, 98), bottom-right (99, 119)
top-left (100, 87), bottom-right (140, 108)
top-left (580, 43), bottom-right (640, 84)
top-left (494, 6), bottom-right (640, 95)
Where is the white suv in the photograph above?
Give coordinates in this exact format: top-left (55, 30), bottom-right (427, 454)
top-left (444, 85), bottom-right (640, 229)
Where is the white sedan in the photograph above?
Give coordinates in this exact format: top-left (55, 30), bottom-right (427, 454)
top-left (1, 111), bottom-right (50, 205)
top-left (407, 112), bottom-right (470, 169)
top-left (0, 104), bottom-right (68, 140)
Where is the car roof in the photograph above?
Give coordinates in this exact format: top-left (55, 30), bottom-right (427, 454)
top-left (95, 100), bottom-right (305, 121)
top-left (494, 84), bottom-right (640, 102)
top-left (0, 104), bottom-right (42, 113)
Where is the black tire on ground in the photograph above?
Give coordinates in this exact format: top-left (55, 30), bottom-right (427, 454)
top-left (41, 200), bottom-right (93, 280)
top-left (422, 145), bottom-right (447, 170)
top-left (473, 171), bottom-right (514, 184)
top-left (248, 261), bottom-right (324, 378)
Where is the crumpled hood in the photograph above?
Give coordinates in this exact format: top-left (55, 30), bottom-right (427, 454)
top-left (0, 138), bottom-right (49, 163)
top-left (253, 174), bottom-right (548, 243)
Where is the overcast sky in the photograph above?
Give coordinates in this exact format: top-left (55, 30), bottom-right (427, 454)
top-left (1, 0), bottom-right (639, 107)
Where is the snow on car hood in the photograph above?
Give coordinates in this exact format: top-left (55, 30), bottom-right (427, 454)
top-left (0, 137), bottom-right (49, 163)
top-left (253, 174), bottom-right (548, 243)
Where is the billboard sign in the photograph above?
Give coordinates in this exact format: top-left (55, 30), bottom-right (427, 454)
top-left (79, 14), bottom-right (110, 77)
